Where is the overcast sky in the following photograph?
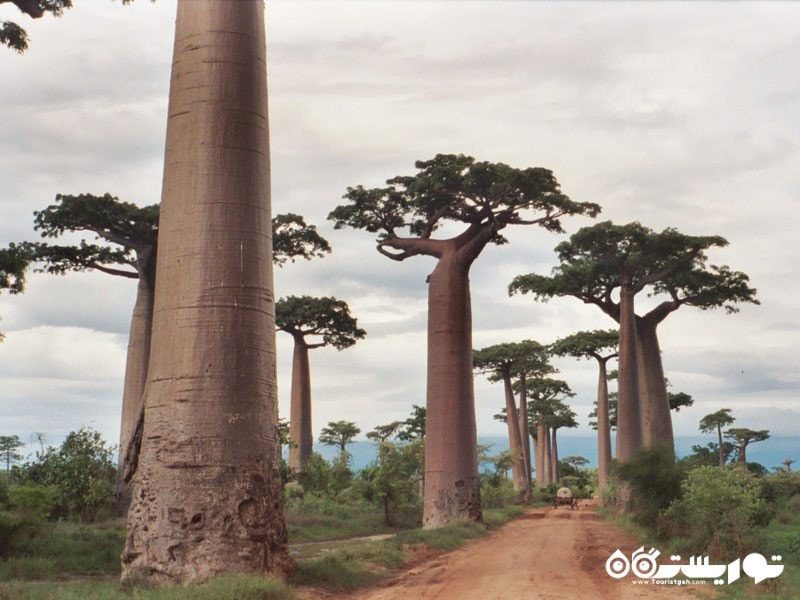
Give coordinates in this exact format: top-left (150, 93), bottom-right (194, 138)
top-left (1, 1), bottom-right (798, 458)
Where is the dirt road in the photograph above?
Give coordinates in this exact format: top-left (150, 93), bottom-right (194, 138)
top-left (339, 503), bottom-right (715, 600)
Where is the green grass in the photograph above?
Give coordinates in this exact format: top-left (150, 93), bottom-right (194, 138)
top-left (0, 575), bottom-right (295, 600)
top-left (0, 521), bottom-right (124, 582)
top-left (285, 494), bottom-right (409, 543)
top-left (289, 553), bottom-right (382, 591)
top-left (600, 498), bottom-right (800, 600)
top-left (713, 499), bottom-right (800, 600)
top-left (290, 506), bottom-right (527, 592)
top-left (1, 496), bottom-right (529, 596)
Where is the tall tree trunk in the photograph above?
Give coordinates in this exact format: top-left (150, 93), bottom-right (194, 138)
top-left (116, 259), bottom-right (155, 514)
top-left (636, 317), bottom-right (674, 456)
top-left (518, 375), bottom-right (532, 487)
top-left (287, 338), bottom-right (312, 472)
top-left (542, 425), bottom-right (552, 485)
top-left (550, 427), bottom-right (559, 483)
top-left (535, 421), bottom-right (546, 485)
top-left (422, 254), bottom-right (481, 528)
top-left (738, 441), bottom-right (747, 466)
top-left (502, 372), bottom-right (529, 501)
top-left (121, 0), bottom-right (292, 584)
top-left (717, 424), bottom-right (725, 468)
top-left (616, 277), bottom-right (642, 463)
top-left (595, 357), bottom-right (612, 493)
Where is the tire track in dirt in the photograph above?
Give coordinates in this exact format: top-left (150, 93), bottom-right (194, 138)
top-left (318, 503), bottom-right (716, 600)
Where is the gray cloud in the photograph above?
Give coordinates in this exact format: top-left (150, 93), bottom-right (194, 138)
top-left (1, 1), bottom-right (799, 449)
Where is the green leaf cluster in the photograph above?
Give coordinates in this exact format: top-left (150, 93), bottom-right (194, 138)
top-left (20, 427), bottom-right (116, 523)
top-left (664, 466), bottom-right (771, 558)
top-left (473, 339), bottom-right (552, 381)
top-left (509, 220), bottom-right (758, 318)
top-left (275, 296), bottom-right (365, 350)
top-left (329, 154), bottom-right (600, 250)
top-left (272, 213), bottom-right (332, 266)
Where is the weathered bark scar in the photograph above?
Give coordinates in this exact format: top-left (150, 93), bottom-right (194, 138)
top-left (122, 405), bottom-right (145, 483)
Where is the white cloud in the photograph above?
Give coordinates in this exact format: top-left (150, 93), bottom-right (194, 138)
top-left (1, 1), bottom-right (798, 453)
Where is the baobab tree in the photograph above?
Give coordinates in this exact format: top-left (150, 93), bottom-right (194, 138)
top-left (550, 329), bottom-right (617, 491)
top-left (319, 420), bottom-right (361, 462)
top-left (275, 295), bottom-right (365, 472)
top-left (782, 458), bottom-right (795, 472)
top-left (121, 0), bottom-right (293, 584)
top-left (474, 339), bottom-right (552, 499)
top-left (547, 400), bottom-right (578, 483)
top-left (699, 409), bottom-right (736, 468)
top-left (510, 221), bottom-right (758, 462)
top-left (725, 427), bottom-right (770, 467)
top-left (329, 154), bottom-right (600, 528)
top-left (30, 194), bottom-right (329, 508)
top-left (520, 377), bottom-right (575, 485)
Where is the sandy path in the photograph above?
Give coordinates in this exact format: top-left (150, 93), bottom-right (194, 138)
top-left (338, 504), bottom-right (715, 600)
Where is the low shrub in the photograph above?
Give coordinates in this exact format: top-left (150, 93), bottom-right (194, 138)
top-left (616, 445), bottom-right (684, 533)
top-left (664, 466), bottom-right (771, 560)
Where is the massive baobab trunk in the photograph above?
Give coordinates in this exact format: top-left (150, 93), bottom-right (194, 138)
top-left (288, 338), bottom-right (313, 471)
top-left (518, 376), bottom-right (532, 487)
top-left (423, 254), bottom-right (482, 528)
top-left (550, 427), bottom-right (560, 483)
top-left (616, 278), bottom-right (642, 463)
top-left (636, 316), bottom-right (674, 455)
top-left (595, 357), bottom-right (612, 493)
top-left (117, 259), bottom-right (155, 512)
top-left (121, 0), bottom-right (292, 584)
top-left (535, 421), bottom-right (546, 485)
top-left (502, 373), bottom-right (529, 501)
top-left (542, 425), bottom-right (552, 485)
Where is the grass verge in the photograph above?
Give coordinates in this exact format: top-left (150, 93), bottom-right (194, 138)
top-left (290, 505), bottom-right (526, 592)
top-left (0, 575), bottom-right (295, 600)
top-left (0, 521), bottom-right (124, 582)
top-left (598, 504), bottom-right (800, 599)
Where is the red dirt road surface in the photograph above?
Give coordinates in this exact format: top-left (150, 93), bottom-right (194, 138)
top-left (339, 503), bottom-right (716, 600)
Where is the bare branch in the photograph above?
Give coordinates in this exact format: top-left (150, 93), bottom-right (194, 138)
top-left (89, 263), bottom-right (140, 279)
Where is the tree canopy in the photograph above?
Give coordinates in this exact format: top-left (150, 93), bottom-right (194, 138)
top-left (328, 153), bottom-right (601, 263)
top-left (700, 409), bottom-right (736, 435)
top-left (473, 339), bottom-right (552, 382)
top-left (509, 221), bottom-right (759, 321)
top-left (549, 329), bottom-right (618, 362)
top-left (0, 0), bottom-right (145, 53)
top-left (0, 243), bottom-right (30, 294)
top-left (275, 296), bottom-right (365, 349)
top-left (0, 242), bottom-right (32, 341)
top-left (1, 0), bottom-right (72, 53)
top-left (725, 428), bottom-right (770, 464)
top-left (30, 193), bottom-right (330, 278)
top-left (32, 193), bottom-right (158, 279)
top-left (0, 434), bottom-right (24, 471)
top-left (319, 421), bottom-right (361, 454)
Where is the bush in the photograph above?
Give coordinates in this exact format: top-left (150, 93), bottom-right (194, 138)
top-left (762, 471), bottom-right (800, 503)
top-left (664, 466), bottom-right (771, 559)
top-left (19, 428), bottom-right (116, 522)
top-left (0, 484), bottom-right (56, 559)
top-left (295, 453), bottom-right (333, 495)
top-left (616, 445), bottom-right (684, 532)
top-left (480, 476), bottom-right (517, 509)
